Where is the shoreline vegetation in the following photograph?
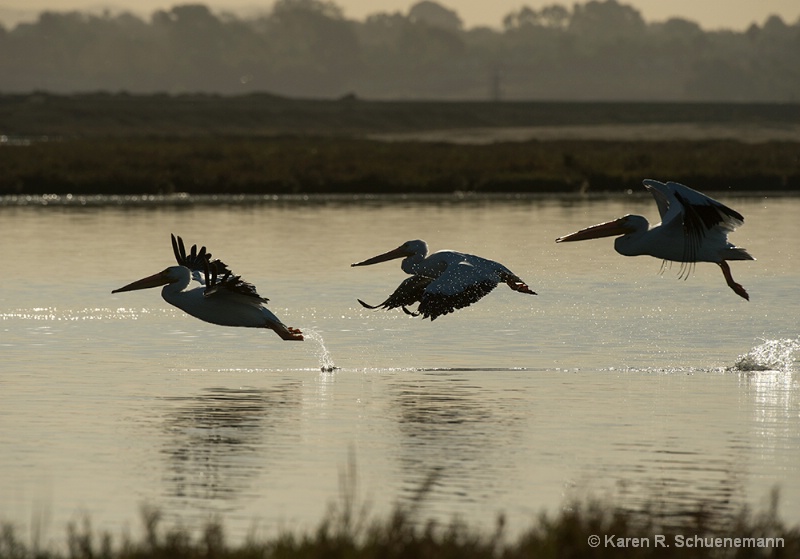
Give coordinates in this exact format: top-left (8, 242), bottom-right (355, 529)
top-left (2, 489), bottom-right (798, 559)
top-left (1, 93), bottom-right (799, 196)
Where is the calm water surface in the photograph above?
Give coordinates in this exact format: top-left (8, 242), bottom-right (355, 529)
top-left (1, 195), bottom-right (798, 545)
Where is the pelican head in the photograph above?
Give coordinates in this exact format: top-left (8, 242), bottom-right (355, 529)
top-left (555, 215), bottom-right (647, 243)
top-left (112, 265), bottom-right (186, 293)
top-left (351, 239), bottom-right (428, 267)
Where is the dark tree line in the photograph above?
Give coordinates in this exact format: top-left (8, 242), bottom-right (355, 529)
top-left (1, 0), bottom-right (798, 100)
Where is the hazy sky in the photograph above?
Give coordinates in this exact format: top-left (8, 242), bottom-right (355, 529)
top-left (2, 0), bottom-right (799, 30)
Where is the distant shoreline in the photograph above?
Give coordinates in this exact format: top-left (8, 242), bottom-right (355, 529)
top-left (369, 122), bottom-right (800, 144)
top-left (3, 190), bottom-right (798, 209)
top-left (3, 93), bottom-right (799, 137)
top-left (2, 136), bottom-right (798, 196)
top-left (1, 94), bottom-right (798, 195)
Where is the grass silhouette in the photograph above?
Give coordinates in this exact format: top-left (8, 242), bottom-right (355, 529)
top-left (2, 465), bottom-right (798, 559)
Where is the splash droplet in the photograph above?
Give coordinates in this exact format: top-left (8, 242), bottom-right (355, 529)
top-left (731, 338), bottom-right (798, 372)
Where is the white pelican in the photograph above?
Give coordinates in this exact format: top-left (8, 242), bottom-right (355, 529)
top-left (112, 234), bottom-right (303, 340)
top-left (556, 179), bottom-right (754, 300)
top-left (351, 239), bottom-right (536, 320)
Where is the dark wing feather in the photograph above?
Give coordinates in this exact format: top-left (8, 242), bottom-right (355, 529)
top-left (358, 275), bottom-right (432, 315)
top-left (170, 235), bottom-right (265, 302)
top-left (171, 234), bottom-right (212, 272)
top-left (418, 280), bottom-right (498, 321)
top-left (203, 258), bottom-right (266, 302)
top-left (674, 191), bottom-right (744, 263)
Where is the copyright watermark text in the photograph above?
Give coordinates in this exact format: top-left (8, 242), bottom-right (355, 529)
top-left (587, 534), bottom-right (784, 549)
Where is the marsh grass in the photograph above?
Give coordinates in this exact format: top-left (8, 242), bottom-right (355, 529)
top-left (2, 471), bottom-right (799, 559)
top-left (2, 94), bottom-right (799, 196)
top-left (1, 137), bottom-right (798, 196)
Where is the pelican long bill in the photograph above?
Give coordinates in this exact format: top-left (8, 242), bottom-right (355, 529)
top-left (112, 271), bottom-right (172, 293)
top-left (555, 217), bottom-right (636, 243)
top-left (351, 246), bottom-right (411, 267)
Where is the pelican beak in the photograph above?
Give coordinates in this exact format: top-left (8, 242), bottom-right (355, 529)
top-left (112, 271), bottom-right (171, 293)
top-left (351, 246), bottom-right (410, 267)
top-left (556, 217), bottom-right (634, 243)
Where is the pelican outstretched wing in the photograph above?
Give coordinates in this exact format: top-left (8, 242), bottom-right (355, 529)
top-left (417, 261), bottom-right (499, 320)
top-left (419, 281), bottom-right (497, 320)
top-left (358, 275), bottom-right (433, 316)
top-left (643, 179), bottom-right (745, 263)
top-left (642, 179), bottom-right (672, 220)
top-left (359, 261), bottom-right (501, 320)
top-left (171, 233), bottom-right (213, 284)
top-left (202, 258), bottom-right (266, 303)
top-left (644, 180), bottom-right (744, 230)
top-left (171, 234), bottom-right (266, 303)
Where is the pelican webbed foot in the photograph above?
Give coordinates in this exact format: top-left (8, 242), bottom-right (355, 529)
top-left (274, 326), bottom-right (304, 341)
top-left (719, 261), bottom-right (749, 301)
top-left (505, 276), bottom-right (537, 295)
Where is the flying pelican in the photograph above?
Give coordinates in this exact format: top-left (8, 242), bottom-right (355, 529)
top-left (556, 179), bottom-right (754, 300)
top-left (112, 234), bottom-right (303, 340)
top-left (351, 239), bottom-right (536, 320)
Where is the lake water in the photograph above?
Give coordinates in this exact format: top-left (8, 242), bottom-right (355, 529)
top-left (1, 193), bottom-right (798, 547)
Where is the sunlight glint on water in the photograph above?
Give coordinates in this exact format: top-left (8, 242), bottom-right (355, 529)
top-left (732, 338), bottom-right (799, 372)
top-left (0, 195), bottom-right (798, 546)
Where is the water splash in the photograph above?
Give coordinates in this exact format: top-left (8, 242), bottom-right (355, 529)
top-left (303, 329), bottom-right (338, 372)
top-left (730, 338), bottom-right (799, 373)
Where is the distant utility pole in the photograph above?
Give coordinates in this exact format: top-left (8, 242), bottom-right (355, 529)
top-left (490, 65), bottom-right (503, 101)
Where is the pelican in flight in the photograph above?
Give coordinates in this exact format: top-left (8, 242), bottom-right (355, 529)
top-left (556, 179), bottom-right (754, 300)
top-left (112, 234), bottom-right (303, 340)
top-left (351, 239), bottom-right (536, 320)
